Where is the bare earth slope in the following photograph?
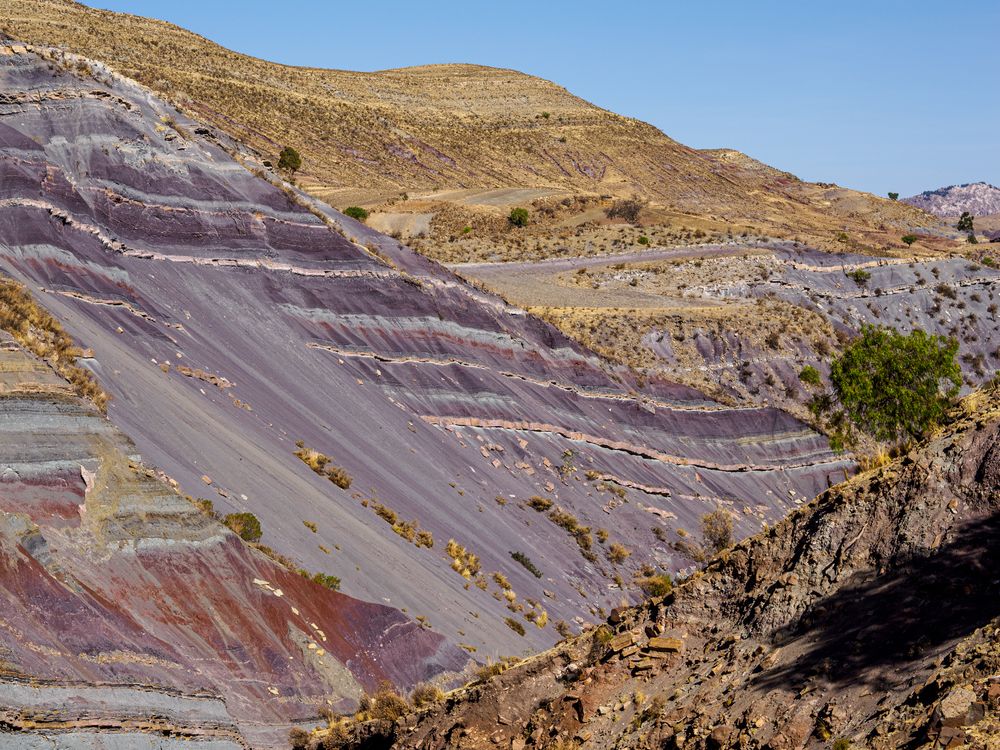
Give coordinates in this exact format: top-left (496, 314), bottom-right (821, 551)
top-left (320, 387), bottom-right (1000, 750)
top-left (0, 37), bottom-right (853, 699)
top-left (0, 341), bottom-right (460, 749)
top-left (0, 0), bottom-right (939, 246)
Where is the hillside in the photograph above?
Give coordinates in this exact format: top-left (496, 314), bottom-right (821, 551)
top-left (0, 40), bottom-right (860, 747)
top-left (905, 182), bottom-right (1000, 218)
top-left (0, 0), bottom-right (941, 251)
top-left (307, 386), bottom-right (1000, 749)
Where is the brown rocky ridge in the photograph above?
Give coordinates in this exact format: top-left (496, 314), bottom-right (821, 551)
top-left (303, 385), bottom-right (1000, 750)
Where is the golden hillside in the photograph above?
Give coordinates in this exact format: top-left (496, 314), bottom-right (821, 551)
top-left (1, 0), bottom-right (941, 245)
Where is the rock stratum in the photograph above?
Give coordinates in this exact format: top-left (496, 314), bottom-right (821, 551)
top-left (0, 42), bottom-right (855, 747)
top-left (317, 387), bottom-right (1000, 750)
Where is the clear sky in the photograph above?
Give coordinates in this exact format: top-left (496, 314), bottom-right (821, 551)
top-left (93, 0), bottom-right (998, 197)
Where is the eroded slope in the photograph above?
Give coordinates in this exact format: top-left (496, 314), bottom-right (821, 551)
top-left (0, 43), bottom-right (852, 663)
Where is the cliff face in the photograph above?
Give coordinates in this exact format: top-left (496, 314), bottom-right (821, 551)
top-left (343, 388), bottom-right (1000, 750)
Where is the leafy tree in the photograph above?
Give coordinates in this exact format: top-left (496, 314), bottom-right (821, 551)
top-left (343, 206), bottom-right (369, 222)
top-left (830, 325), bottom-right (960, 443)
top-left (901, 234), bottom-right (918, 246)
top-left (887, 192), bottom-right (899, 201)
top-left (957, 211), bottom-right (974, 233)
top-left (508, 207), bottom-right (530, 227)
top-left (277, 146), bottom-right (302, 174)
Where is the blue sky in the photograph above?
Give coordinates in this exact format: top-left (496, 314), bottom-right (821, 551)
top-left (94, 1), bottom-right (998, 197)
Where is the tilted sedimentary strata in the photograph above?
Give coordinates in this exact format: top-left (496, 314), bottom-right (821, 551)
top-left (0, 43), bottom-right (857, 746)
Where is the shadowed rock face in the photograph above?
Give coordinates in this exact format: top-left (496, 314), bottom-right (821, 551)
top-left (0, 346), bottom-right (462, 748)
top-left (0, 43), bottom-right (854, 741)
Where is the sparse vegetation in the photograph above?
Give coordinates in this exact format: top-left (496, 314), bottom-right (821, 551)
top-left (847, 268), bottom-right (871, 286)
top-left (504, 616), bottom-right (526, 636)
top-left (0, 276), bottom-right (109, 410)
top-left (527, 495), bottom-right (553, 511)
top-left (605, 195), bottom-right (647, 224)
top-left (510, 550), bottom-right (542, 578)
top-left (799, 365), bottom-right (822, 386)
top-left (901, 234), bottom-right (917, 246)
top-left (343, 206), bottom-right (369, 222)
top-left (701, 509), bottom-right (734, 554)
top-left (636, 573), bottom-right (672, 597)
top-left (508, 207), bottom-right (530, 227)
top-left (277, 145), bottom-right (301, 174)
top-left (606, 542), bottom-right (631, 564)
top-left (410, 682), bottom-right (444, 709)
top-left (294, 441), bottom-right (352, 488)
top-left (222, 512), bottom-right (262, 542)
top-left (358, 682), bottom-right (409, 722)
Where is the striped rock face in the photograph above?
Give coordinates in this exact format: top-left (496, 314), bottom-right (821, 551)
top-left (1, 45), bottom-right (849, 746)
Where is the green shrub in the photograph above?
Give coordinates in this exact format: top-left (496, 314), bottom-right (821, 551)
top-left (637, 235), bottom-right (650, 245)
top-left (343, 206), bottom-right (369, 222)
top-left (510, 550), bottom-right (542, 578)
top-left (847, 268), bottom-right (871, 286)
top-left (887, 192), bottom-right (898, 201)
top-left (527, 495), bottom-right (553, 511)
top-left (799, 365), bottom-right (822, 386)
top-left (957, 211), bottom-right (974, 233)
top-left (831, 325), bottom-right (960, 442)
top-left (508, 207), bottom-right (529, 227)
top-left (223, 512), bottom-right (262, 542)
top-left (504, 617), bottom-right (526, 636)
top-left (637, 573), bottom-right (673, 598)
top-left (311, 572), bottom-right (341, 591)
top-left (277, 146), bottom-right (301, 174)
top-left (901, 234), bottom-right (918, 246)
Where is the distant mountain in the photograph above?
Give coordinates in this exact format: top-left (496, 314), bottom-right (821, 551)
top-left (904, 181), bottom-right (1000, 217)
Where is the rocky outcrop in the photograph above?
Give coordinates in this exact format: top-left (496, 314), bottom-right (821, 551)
top-left (328, 387), bottom-right (1000, 750)
top-left (904, 182), bottom-right (1000, 218)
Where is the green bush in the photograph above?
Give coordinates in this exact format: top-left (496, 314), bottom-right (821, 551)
top-left (277, 146), bottom-right (301, 174)
top-left (504, 617), bottom-right (526, 636)
top-left (831, 325), bottom-right (960, 442)
top-left (637, 573), bottom-right (673, 598)
top-left (887, 192), bottom-right (899, 201)
top-left (637, 235), bottom-right (650, 245)
top-left (508, 207), bottom-right (529, 227)
top-left (343, 206), bottom-right (369, 222)
top-left (311, 572), bottom-right (341, 591)
top-left (799, 365), bottom-right (822, 386)
top-left (957, 211), bottom-right (974, 233)
top-left (901, 234), bottom-right (918, 246)
top-left (510, 550), bottom-right (542, 578)
top-left (847, 268), bottom-right (871, 286)
top-left (223, 512), bottom-right (262, 542)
